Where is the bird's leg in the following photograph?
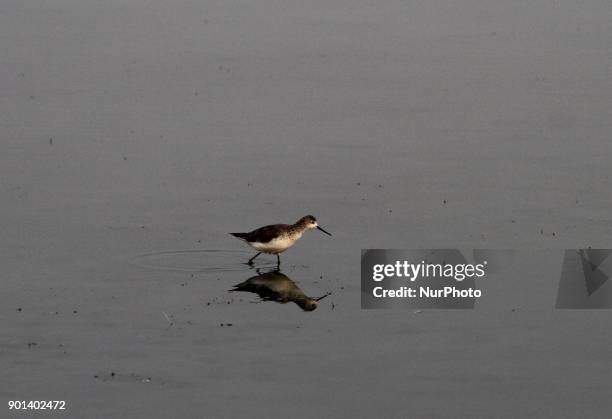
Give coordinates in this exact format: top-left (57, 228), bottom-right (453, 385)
top-left (247, 252), bottom-right (262, 265)
top-left (276, 254), bottom-right (281, 268)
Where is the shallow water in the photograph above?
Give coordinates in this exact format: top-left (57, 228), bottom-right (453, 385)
top-left (2, 0), bottom-right (612, 417)
top-left (131, 249), bottom-right (279, 273)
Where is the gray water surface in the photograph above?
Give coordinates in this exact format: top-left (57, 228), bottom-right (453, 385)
top-left (2, 0), bottom-right (612, 417)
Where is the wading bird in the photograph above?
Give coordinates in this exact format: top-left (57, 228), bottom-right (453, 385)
top-left (230, 215), bottom-right (332, 266)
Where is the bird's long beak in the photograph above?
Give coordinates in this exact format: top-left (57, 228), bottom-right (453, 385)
top-left (317, 226), bottom-right (332, 236)
top-left (315, 292), bottom-right (331, 301)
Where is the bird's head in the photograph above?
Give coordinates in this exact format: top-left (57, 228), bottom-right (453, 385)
top-left (298, 215), bottom-right (332, 236)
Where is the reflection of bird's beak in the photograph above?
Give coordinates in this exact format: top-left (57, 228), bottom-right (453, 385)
top-left (315, 292), bottom-right (331, 301)
top-left (317, 226), bottom-right (332, 236)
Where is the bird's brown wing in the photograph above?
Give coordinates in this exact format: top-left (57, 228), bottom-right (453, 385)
top-left (244, 224), bottom-right (289, 243)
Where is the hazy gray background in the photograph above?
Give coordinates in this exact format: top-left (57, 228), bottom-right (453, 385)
top-left (2, 0), bottom-right (611, 417)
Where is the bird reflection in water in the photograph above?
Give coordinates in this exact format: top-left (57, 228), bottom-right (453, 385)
top-left (230, 270), bottom-right (331, 311)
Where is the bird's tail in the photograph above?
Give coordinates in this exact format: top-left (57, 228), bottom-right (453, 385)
top-left (230, 232), bottom-right (248, 240)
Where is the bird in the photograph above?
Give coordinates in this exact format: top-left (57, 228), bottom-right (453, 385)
top-left (230, 215), bottom-right (332, 266)
top-left (230, 270), bottom-right (330, 311)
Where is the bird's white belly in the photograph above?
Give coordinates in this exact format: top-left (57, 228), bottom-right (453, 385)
top-left (251, 237), bottom-right (295, 254)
